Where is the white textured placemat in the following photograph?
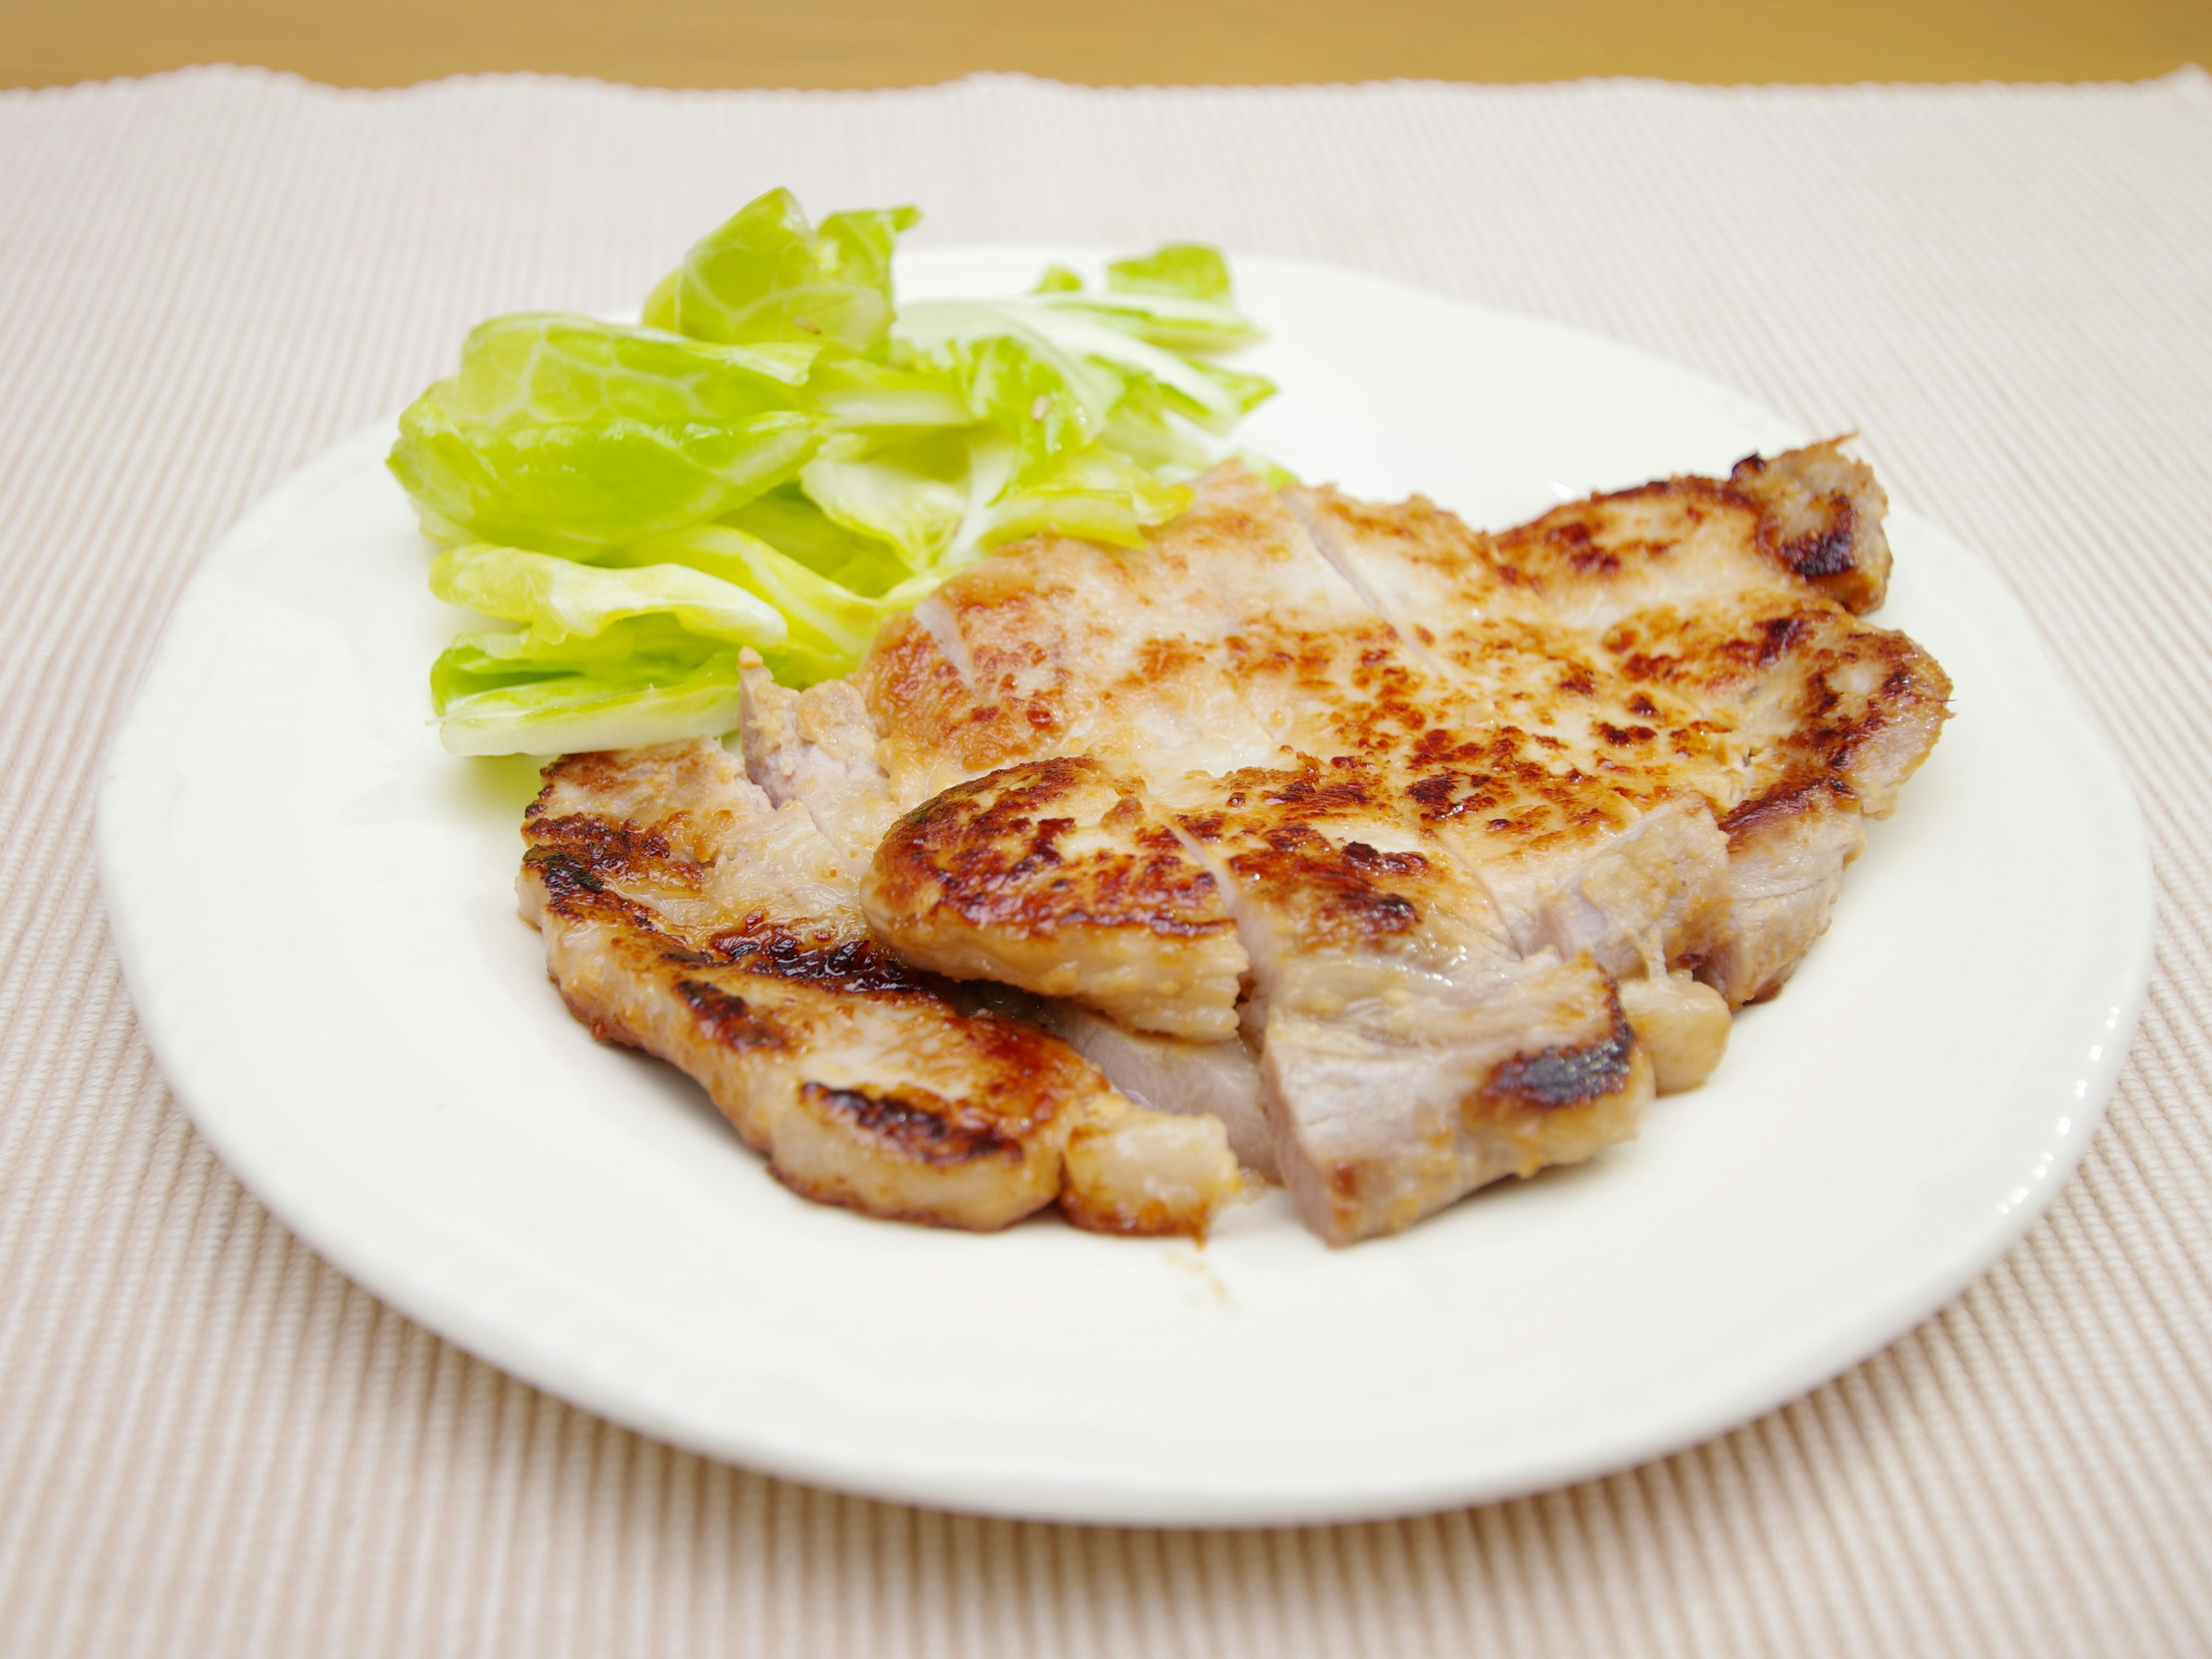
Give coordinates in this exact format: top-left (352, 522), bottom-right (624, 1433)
top-left (3, 65), bottom-right (2209, 1658)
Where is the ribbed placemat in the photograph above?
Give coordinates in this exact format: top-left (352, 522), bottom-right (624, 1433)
top-left (3, 66), bottom-right (2209, 1658)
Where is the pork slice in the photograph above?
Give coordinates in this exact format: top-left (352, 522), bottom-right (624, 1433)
top-left (1033, 1002), bottom-right (1276, 1183)
top-left (853, 727), bottom-right (1646, 1230)
top-left (847, 469), bottom-right (1663, 1240)
top-left (1294, 441), bottom-right (1948, 1006)
top-left (1173, 757), bottom-right (1650, 1243)
top-left (863, 755), bottom-right (1248, 1040)
top-left (824, 450), bottom-right (1946, 1240)
top-left (1697, 777), bottom-right (1868, 1005)
top-left (857, 510), bottom-right (1278, 808)
top-left (737, 656), bottom-right (900, 877)
top-left (1262, 957), bottom-right (1649, 1244)
top-left (520, 740), bottom-right (1241, 1235)
top-left (1574, 598), bottom-right (1941, 1005)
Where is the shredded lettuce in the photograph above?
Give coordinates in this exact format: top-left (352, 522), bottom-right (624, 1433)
top-left (390, 194), bottom-right (1275, 755)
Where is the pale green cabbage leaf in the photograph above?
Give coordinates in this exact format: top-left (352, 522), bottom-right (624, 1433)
top-left (641, 189), bottom-right (919, 354)
top-left (389, 314), bottom-right (824, 559)
top-left (391, 192), bottom-right (1275, 755)
top-left (429, 541), bottom-right (789, 650)
top-left (433, 635), bottom-right (749, 757)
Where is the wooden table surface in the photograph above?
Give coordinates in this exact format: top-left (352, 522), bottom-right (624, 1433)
top-left (3, 0), bottom-right (2206, 90)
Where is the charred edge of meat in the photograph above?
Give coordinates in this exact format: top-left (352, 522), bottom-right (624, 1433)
top-left (1484, 1000), bottom-right (1638, 1112)
top-left (1716, 772), bottom-right (1859, 846)
top-left (952, 1012), bottom-right (1109, 1116)
top-left (530, 847), bottom-right (934, 1007)
top-left (675, 978), bottom-right (790, 1054)
top-left (1783, 629), bottom-right (1952, 773)
top-left (1725, 444), bottom-right (1891, 611)
top-left (800, 1081), bottom-right (1027, 1167)
top-left (521, 765), bottom-right (567, 823)
top-left (1225, 821), bottom-right (1427, 937)
top-left (1747, 613), bottom-right (1815, 671)
top-left (704, 922), bottom-right (929, 994)
top-left (1776, 512), bottom-right (1858, 580)
top-left (523, 814), bottom-right (688, 884)
top-left (525, 846), bottom-right (606, 893)
top-left (1734, 468), bottom-right (1861, 579)
top-left (892, 753), bottom-right (1095, 830)
top-left (524, 849), bottom-right (681, 930)
top-left (878, 758), bottom-right (1234, 939)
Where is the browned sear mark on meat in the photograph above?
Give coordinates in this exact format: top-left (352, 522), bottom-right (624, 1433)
top-left (706, 922), bottom-right (927, 994)
top-left (877, 757), bottom-right (1232, 940)
top-left (1486, 1002), bottom-right (1637, 1112)
top-left (801, 1081), bottom-right (1025, 1167)
top-left (676, 978), bottom-right (789, 1054)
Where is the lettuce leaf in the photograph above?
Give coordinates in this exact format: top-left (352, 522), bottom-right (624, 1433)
top-left (389, 314), bottom-right (824, 559)
top-left (617, 522), bottom-right (897, 684)
top-left (395, 200), bottom-right (1276, 754)
top-left (719, 485), bottom-right (916, 595)
top-left (431, 624), bottom-right (747, 757)
top-left (1043, 245), bottom-right (1263, 354)
top-left (808, 357), bottom-right (975, 430)
top-left (1107, 244), bottom-right (1233, 300)
top-left (642, 188), bottom-right (920, 355)
top-left (897, 296), bottom-right (1259, 438)
top-left (429, 541), bottom-right (788, 651)
top-left (960, 439), bottom-right (1194, 554)
top-left (798, 431), bottom-right (970, 571)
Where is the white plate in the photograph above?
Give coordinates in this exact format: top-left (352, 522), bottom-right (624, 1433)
top-left (97, 253), bottom-right (2151, 1527)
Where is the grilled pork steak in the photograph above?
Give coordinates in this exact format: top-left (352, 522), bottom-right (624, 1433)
top-left (1296, 444), bottom-right (1946, 1003)
top-left (853, 443), bottom-right (1947, 1241)
top-left (518, 740), bottom-right (1242, 1235)
top-left (520, 441), bottom-right (1948, 1245)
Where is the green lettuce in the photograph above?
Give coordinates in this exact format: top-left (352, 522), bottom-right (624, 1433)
top-left (799, 431), bottom-right (971, 571)
top-left (389, 314), bottom-right (823, 559)
top-left (1042, 244), bottom-right (1267, 355)
top-left (425, 541), bottom-right (791, 753)
top-left (429, 542), bottom-right (788, 652)
top-left (391, 190), bottom-right (1275, 755)
top-left (642, 189), bottom-right (919, 354)
top-left (432, 629), bottom-right (749, 758)
top-left (615, 523), bottom-right (930, 687)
